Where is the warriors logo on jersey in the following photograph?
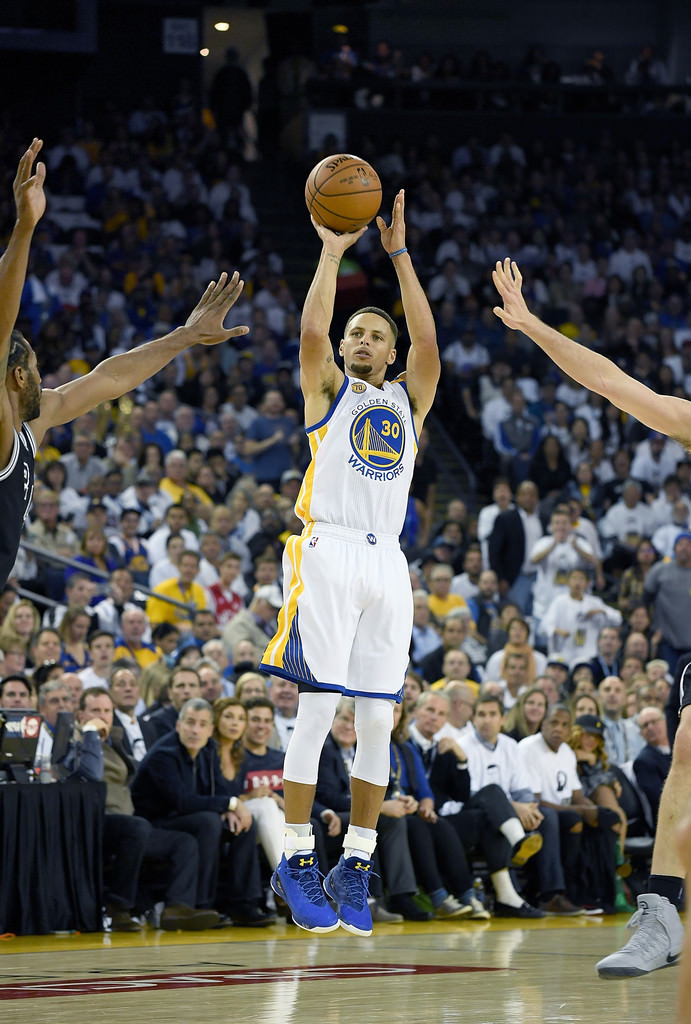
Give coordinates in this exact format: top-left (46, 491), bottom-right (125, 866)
top-left (349, 405), bottom-right (405, 472)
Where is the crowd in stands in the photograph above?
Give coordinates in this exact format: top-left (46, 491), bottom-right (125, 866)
top-left (0, 36), bottom-right (689, 926)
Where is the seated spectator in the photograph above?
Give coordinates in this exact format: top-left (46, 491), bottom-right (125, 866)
top-left (519, 704), bottom-right (616, 912)
top-left (222, 584), bottom-right (282, 655)
top-left (26, 488), bottom-right (79, 599)
top-left (0, 637), bottom-right (29, 677)
top-left (503, 686), bottom-right (548, 741)
top-left (617, 539), bottom-right (659, 614)
top-left (435, 681), bottom-right (476, 741)
top-left (409, 691), bottom-right (544, 919)
top-left (78, 687), bottom-right (220, 931)
top-left (65, 526), bottom-right (117, 593)
top-left (466, 570), bottom-right (502, 644)
top-left (427, 563), bottom-right (469, 624)
top-left (58, 608), bottom-right (93, 673)
top-left (540, 567), bottom-right (622, 664)
top-left (268, 675), bottom-right (298, 751)
top-left (599, 479), bottom-right (654, 574)
top-left (317, 697), bottom-right (436, 922)
top-left (0, 673), bottom-right (35, 708)
top-left (209, 552), bottom-right (247, 626)
top-left (483, 616), bottom-right (547, 687)
top-left (410, 589), bottom-right (441, 669)
top-left (569, 661), bottom-right (597, 696)
top-left (78, 631), bottom-right (116, 690)
top-left (140, 664), bottom-right (199, 742)
top-left (114, 607), bottom-right (162, 670)
top-left (633, 706), bottom-right (672, 824)
top-left (197, 659), bottom-right (224, 706)
top-left (93, 568), bottom-right (144, 636)
top-left (569, 713), bottom-right (629, 869)
top-left (29, 628), bottom-right (62, 675)
top-left (429, 648), bottom-right (479, 693)
top-left (110, 665), bottom-right (153, 761)
top-left (530, 505), bottom-right (597, 625)
top-left (34, 678), bottom-right (73, 771)
top-left (132, 697), bottom-right (274, 925)
top-left (598, 675), bottom-right (646, 767)
top-left (43, 573), bottom-right (99, 634)
top-left (529, 435), bottom-right (573, 507)
top-left (147, 504), bottom-right (200, 565)
top-left (418, 610), bottom-right (485, 683)
top-left (108, 508), bottom-right (151, 586)
top-left (158, 449), bottom-right (213, 509)
top-left (588, 625), bottom-right (623, 686)
top-left (403, 669), bottom-right (427, 714)
top-left (234, 671), bottom-right (269, 703)
top-left (0, 598), bottom-right (40, 651)
top-left (146, 550), bottom-right (210, 632)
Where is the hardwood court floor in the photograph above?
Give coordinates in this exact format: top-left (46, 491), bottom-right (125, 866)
top-left (0, 913), bottom-right (679, 1024)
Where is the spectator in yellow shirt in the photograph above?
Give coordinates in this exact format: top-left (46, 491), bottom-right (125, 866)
top-left (427, 563), bottom-right (469, 625)
top-left (159, 449), bottom-right (214, 508)
top-left (146, 550), bottom-right (209, 632)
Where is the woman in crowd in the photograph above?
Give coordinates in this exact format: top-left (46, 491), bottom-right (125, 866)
top-left (617, 539), bottom-right (658, 614)
top-left (39, 461), bottom-right (82, 522)
top-left (213, 696), bottom-right (284, 869)
top-left (483, 616), bottom-right (547, 684)
top-left (234, 671), bottom-right (269, 702)
top-left (0, 598), bottom-right (40, 650)
top-left (65, 527), bottom-right (117, 592)
top-left (58, 608), bottom-right (92, 672)
top-left (503, 686), bottom-right (548, 741)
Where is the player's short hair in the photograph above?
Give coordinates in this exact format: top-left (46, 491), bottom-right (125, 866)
top-left (345, 306), bottom-right (398, 345)
top-left (7, 330), bottom-right (32, 372)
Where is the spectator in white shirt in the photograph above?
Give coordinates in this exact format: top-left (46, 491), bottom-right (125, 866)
top-left (540, 568), bottom-right (622, 665)
top-left (78, 631), bottom-right (116, 691)
top-left (599, 479), bottom-right (654, 569)
top-left (630, 433), bottom-right (686, 490)
top-left (530, 506), bottom-right (596, 623)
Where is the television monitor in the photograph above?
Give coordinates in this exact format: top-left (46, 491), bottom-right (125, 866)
top-left (0, 708), bottom-right (42, 782)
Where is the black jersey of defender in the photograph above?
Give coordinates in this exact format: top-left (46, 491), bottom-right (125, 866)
top-left (0, 423), bottom-right (35, 587)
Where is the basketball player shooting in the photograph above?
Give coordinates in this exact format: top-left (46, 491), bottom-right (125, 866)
top-left (262, 188), bottom-right (440, 935)
top-left (0, 139), bottom-right (249, 589)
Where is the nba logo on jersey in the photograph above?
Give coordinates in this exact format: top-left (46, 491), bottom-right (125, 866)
top-left (349, 406), bottom-right (405, 472)
top-left (308, 536), bottom-right (319, 548)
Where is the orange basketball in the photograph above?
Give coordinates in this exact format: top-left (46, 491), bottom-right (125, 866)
top-left (305, 154), bottom-right (382, 233)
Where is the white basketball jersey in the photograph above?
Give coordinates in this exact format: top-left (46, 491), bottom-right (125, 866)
top-left (295, 374), bottom-right (418, 536)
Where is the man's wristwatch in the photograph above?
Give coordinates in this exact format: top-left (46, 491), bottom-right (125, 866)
top-left (228, 796), bottom-right (239, 812)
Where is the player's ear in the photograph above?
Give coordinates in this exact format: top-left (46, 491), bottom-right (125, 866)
top-left (387, 347), bottom-right (397, 365)
top-left (338, 339), bottom-right (345, 356)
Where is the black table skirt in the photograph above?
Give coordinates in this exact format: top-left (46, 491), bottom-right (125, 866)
top-left (0, 781), bottom-right (105, 934)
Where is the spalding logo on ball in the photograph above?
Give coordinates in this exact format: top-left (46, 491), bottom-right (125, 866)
top-left (305, 153), bottom-right (382, 233)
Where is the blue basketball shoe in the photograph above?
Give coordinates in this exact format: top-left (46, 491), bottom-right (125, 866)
top-left (271, 853), bottom-right (339, 933)
top-left (323, 856), bottom-right (374, 936)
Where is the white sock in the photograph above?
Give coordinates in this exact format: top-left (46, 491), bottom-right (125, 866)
top-left (284, 824), bottom-right (314, 858)
top-left (491, 869), bottom-right (524, 908)
top-left (343, 824), bottom-right (377, 862)
top-left (499, 817), bottom-right (525, 849)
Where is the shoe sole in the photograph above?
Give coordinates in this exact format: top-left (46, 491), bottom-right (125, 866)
top-left (434, 904), bottom-right (474, 920)
top-left (323, 874), bottom-right (373, 937)
top-left (542, 909), bottom-right (585, 917)
top-left (271, 873), bottom-right (339, 934)
top-left (598, 957), bottom-right (680, 979)
top-left (512, 833), bottom-right (543, 867)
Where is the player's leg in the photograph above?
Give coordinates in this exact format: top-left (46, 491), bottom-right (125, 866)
top-left (323, 696), bottom-right (393, 936)
top-left (271, 687), bottom-right (341, 933)
top-left (596, 703), bottom-right (689, 977)
top-left (674, 805), bottom-right (691, 1024)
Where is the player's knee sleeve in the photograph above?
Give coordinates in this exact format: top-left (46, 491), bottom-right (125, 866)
top-left (351, 697), bottom-right (394, 786)
top-left (283, 689), bottom-right (340, 785)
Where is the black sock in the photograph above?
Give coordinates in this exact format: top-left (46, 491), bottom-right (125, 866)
top-left (648, 874), bottom-right (685, 910)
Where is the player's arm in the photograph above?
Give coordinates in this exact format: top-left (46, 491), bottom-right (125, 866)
top-left (299, 218), bottom-right (365, 420)
top-left (493, 258), bottom-right (691, 446)
top-left (378, 190), bottom-right (440, 431)
top-left (32, 273), bottom-right (249, 442)
top-left (0, 139), bottom-right (46, 383)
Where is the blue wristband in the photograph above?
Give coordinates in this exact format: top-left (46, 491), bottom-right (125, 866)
top-left (389, 247), bottom-right (408, 258)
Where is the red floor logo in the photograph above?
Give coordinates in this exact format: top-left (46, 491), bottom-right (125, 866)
top-left (0, 963), bottom-right (504, 999)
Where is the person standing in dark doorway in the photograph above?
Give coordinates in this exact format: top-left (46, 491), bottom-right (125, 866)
top-left (209, 48), bottom-right (253, 151)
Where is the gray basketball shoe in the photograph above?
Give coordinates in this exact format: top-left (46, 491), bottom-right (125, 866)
top-left (596, 893), bottom-right (684, 978)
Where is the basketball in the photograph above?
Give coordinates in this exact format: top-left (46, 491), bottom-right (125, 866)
top-left (305, 154), bottom-right (382, 233)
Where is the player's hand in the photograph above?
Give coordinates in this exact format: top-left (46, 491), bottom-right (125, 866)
top-left (376, 188), bottom-right (406, 254)
top-left (14, 138), bottom-right (46, 228)
top-left (492, 259), bottom-right (532, 331)
top-left (310, 215), bottom-right (367, 252)
top-left (184, 271), bottom-right (250, 345)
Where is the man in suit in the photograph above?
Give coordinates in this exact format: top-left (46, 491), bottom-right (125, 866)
top-left (588, 625), bottom-right (623, 686)
top-left (110, 666), bottom-right (156, 762)
top-left (488, 479), bottom-right (544, 614)
top-left (78, 686), bottom-right (220, 931)
top-left (633, 706), bottom-right (672, 825)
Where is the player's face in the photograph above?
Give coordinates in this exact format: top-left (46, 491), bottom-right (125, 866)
top-left (340, 313), bottom-right (396, 381)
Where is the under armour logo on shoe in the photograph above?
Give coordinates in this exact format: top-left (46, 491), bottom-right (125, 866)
top-left (298, 856), bottom-right (315, 867)
top-left (354, 861), bottom-right (370, 872)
